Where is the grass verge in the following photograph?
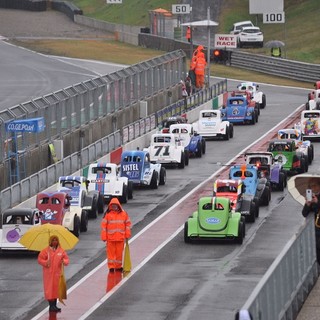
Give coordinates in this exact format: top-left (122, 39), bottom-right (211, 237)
top-left (11, 38), bottom-right (313, 89)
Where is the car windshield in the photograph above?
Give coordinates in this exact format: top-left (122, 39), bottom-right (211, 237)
top-left (236, 23), bottom-right (252, 31)
top-left (241, 28), bottom-right (260, 34)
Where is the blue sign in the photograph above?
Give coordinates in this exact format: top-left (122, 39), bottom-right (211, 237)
top-left (5, 117), bottom-right (45, 133)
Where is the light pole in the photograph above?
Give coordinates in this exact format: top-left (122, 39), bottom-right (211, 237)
top-left (206, 6), bottom-right (211, 87)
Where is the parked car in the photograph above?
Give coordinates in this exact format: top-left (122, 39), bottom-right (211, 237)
top-left (145, 133), bottom-right (188, 168)
top-left (267, 139), bottom-right (308, 174)
top-left (192, 109), bottom-right (233, 140)
top-left (184, 196), bottom-right (245, 244)
top-left (57, 175), bottom-right (103, 219)
top-left (119, 150), bottom-right (166, 189)
top-left (237, 82), bottom-right (266, 109)
top-left (160, 115), bottom-right (188, 133)
top-left (244, 151), bottom-right (287, 191)
top-left (238, 26), bottom-right (264, 48)
top-left (169, 123), bottom-right (206, 157)
top-left (229, 164), bottom-right (271, 209)
top-left (230, 20), bottom-right (254, 35)
top-left (213, 179), bottom-right (256, 223)
top-left (86, 162), bottom-right (133, 204)
top-left (221, 95), bottom-right (258, 125)
top-left (277, 128), bottom-right (314, 164)
top-left (0, 208), bottom-right (42, 251)
top-left (296, 110), bottom-right (320, 140)
top-left (36, 192), bottom-right (83, 237)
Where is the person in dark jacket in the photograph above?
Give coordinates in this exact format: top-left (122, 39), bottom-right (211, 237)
top-left (302, 177), bottom-right (320, 264)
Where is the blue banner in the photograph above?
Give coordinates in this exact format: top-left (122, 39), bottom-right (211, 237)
top-left (5, 117), bottom-right (45, 133)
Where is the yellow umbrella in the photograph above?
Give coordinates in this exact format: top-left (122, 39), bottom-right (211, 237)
top-left (19, 223), bottom-right (79, 251)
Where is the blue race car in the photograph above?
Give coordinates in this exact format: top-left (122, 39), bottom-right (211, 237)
top-left (119, 150), bottom-right (166, 189)
top-left (229, 164), bottom-right (271, 208)
top-left (169, 123), bottom-right (206, 158)
top-left (221, 95), bottom-right (258, 125)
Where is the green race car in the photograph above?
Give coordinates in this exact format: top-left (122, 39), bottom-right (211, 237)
top-left (184, 197), bottom-right (245, 244)
top-left (267, 139), bottom-right (308, 175)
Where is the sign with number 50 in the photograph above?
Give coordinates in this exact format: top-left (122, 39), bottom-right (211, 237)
top-left (172, 4), bottom-right (191, 14)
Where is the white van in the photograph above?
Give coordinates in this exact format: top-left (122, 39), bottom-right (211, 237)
top-left (230, 20), bottom-right (254, 35)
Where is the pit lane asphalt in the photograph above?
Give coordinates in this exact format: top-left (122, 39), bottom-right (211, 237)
top-left (0, 41), bottom-right (312, 320)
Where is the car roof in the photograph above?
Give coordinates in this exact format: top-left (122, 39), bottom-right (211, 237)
top-left (241, 26), bottom-right (261, 32)
top-left (233, 20), bottom-right (254, 27)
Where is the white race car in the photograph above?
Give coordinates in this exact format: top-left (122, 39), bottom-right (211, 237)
top-left (277, 128), bottom-right (314, 164)
top-left (86, 163), bottom-right (133, 204)
top-left (192, 109), bottom-right (233, 140)
top-left (58, 175), bottom-right (104, 219)
top-left (0, 208), bottom-right (42, 251)
top-left (295, 110), bottom-right (320, 140)
top-left (169, 123), bottom-right (206, 158)
top-left (237, 81), bottom-right (266, 109)
top-left (145, 133), bottom-right (187, 168)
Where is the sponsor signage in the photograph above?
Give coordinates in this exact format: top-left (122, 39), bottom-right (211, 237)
top-left (5, 117), bottom-right (45, 133)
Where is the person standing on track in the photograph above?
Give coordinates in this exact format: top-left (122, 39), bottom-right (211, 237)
top-left (101, 197), bottom-right (131, 272)
top-left (38, 235), bottom-right (69, 313)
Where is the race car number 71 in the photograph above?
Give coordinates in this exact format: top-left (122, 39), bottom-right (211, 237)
top-left (154, 146), bottom-right (170, 156)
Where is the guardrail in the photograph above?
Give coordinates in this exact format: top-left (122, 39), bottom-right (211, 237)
top-left (70, 16), bottom-right (320, 85)
top-left (242, 215), bottom-right (318, 320)
top-left (230, 50), bottom-right (320, 83)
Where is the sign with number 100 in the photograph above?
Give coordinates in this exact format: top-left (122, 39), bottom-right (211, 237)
top-left (263, 12), bottom-right (285, 24)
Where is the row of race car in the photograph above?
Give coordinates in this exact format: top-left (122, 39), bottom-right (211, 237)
top-left (0, 81), bottom-right (317, 251)
top-left (184, 94), bottom-right (317, 243)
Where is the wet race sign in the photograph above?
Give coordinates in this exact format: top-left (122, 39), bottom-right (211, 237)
top-left (214, 34), bottom-right (237, 49)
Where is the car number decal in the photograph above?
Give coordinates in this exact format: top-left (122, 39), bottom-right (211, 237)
top-left (154, 145), bottom-right (170, 156)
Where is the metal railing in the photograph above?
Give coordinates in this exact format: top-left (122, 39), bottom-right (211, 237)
top-left (230, 50), bottom-right (320, 83)
top-left (0, 79), bottom-right (227, 213)
top-left (242, 215), bottom-right (318, 320)
top-left (0, 50), bottom-right (186, 164)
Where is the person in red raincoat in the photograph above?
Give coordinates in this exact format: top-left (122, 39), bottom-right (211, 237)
top-left (101, 197), bottom-right (131, 272)
top-left (38, 235), bottom-right (69, 312)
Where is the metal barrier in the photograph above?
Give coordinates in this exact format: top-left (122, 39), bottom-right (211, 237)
top-left (230, 50), bottom-right (320, 83)
top-left (242, 215), bottom-right (319, 320)
top-left (0, 50), bottom-right (187, 164)
top-left (0, 79), bottom-right (227, 213)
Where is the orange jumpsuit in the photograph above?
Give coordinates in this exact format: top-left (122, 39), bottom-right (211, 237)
top-left (38, 243), bottom-right (69, 301)
top-left (101, 198), bottom-right (131, 270)
top-left (186, 27), bottom-right (191, 42)
top-left (190, 45), bottom-right (204, 71)
top-left (194, 53), bottom-right (207, 88)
